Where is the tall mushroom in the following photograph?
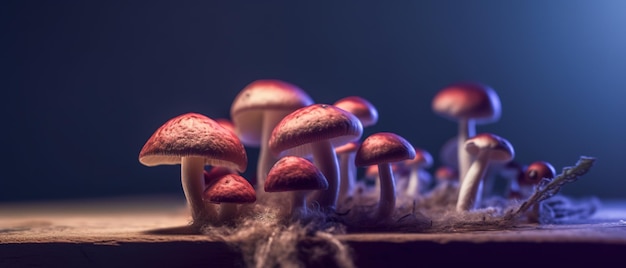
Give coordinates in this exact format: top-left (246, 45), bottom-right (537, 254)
top-left (456, 133), bottom-right (514, 211)
top-left (269, 104), bottom-right (363, 212)
top-left (265, 156), bottom-right (329, 220)
top-left (203, 173), bottom-right (256, 224)
top-left (355, 132), bottom-right (416, 222)
top-left (230, 79), bottom-right (314, 195)
top-left (139, 113), bottom-right (248, 225)
top-left (432, 82), bottom-right (501, 184)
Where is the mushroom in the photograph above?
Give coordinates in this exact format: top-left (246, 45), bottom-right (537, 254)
top-left (269, 104), bottom-right (363, 212)
top-left (432, 82), bottom-right (501, 183)
top-left (333, 96), bottom-right (379, 128)
top-left (456, 133), bottom-right (514, 211)
top-left (519, 161), bottom-right (556, 198)
top-left (230, 79), bottom-right (314, 195)
top-left (203, 173), bottom-right (256, 224)
top-left (265, 156), bottom-right (329, 220)
top-left (139, 113), bottom-right (248, 225)
top-left (402, 147), bottom-right (433, 198)
top-left (335, 141), bottom-right (360, 205)
top-left (355, 132), bottom-right (416, 222)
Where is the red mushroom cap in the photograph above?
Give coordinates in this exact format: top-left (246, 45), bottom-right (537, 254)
top-left (204, 166), bottom-right (236, 186)
top-left (354, 132), bottom-right (416, 167)
top-left (432, 82), bottom-right (501, 124)
top-left (520, 161), bottom-right (556, 185)
top-left (138, 113), bottom-right (248, 172)
top-left (333, 96), bottom-right (379, 128)
top-left (230, 79), bottom-right (314, 146)
top-left (269, 104), bottom-right (363, 157)
top-left (464, 133), bottom-right (515, 163)
top-left (265, 156), bottom-right (329, 192)
top-left (203, 173), bottom-right (256, 204)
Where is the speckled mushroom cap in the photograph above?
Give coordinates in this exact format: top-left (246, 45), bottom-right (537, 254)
top-left (230, 79), bottom-right (314, 146)
top-left (521, 161), bottom-right (556, 185)
top-left (333, 96), bottom-right (379, 128)
top-left (265, 156), bottom-right (328, 192)
top-left (269, 104), bottom-right (363, 157)
top-left (354, 132), bottom-right (416, 167)
top-left (403, 147), bottom-right (433, 169)
top-left (203, 173), bottom-right (256, 204)
top-left (432, 82), bottom-right (501, 124)
top-left (464, 133), bottom-right (514, 163)
top-left (138, 113), bottom-right (248, 172)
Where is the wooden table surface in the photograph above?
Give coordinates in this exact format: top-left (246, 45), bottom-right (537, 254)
top-left (2, 195), bottom-right (626, 267)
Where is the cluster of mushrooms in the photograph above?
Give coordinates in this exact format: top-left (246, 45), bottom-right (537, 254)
top-left (138, 79), bottom-right (558, 230)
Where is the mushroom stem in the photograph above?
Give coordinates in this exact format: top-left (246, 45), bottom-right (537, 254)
top-left (405, 168), bottom-right (421, 197)
top-left (257, 111), bottom-right (283, 195)
top-left (457, 119), bottom-right (475, 183)
top-left (311, 140), bottom-right (339, 211)
top-left (376, 163), bottom-right (396, 221)
top-left (290, 191), bottom-right (310, 219)
top-left (218, 203), bottom-right (239, 223)
top-left (456, 153), bottom-right (488, 211)
top-left (181, 156), bottom-right (213, 224)
top-left (338, 151), bottom-right (357, 203)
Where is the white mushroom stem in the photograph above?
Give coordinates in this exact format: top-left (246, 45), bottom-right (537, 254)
top-left (181, 156), bottom-right (215, 224)
top-left (405, 168), bottom-right (422, 197)
top-left (338, 151), bottom-right (357, 203)
top-left (311, 140), bottom-right (339, 211)
top-left (256, 111), bottom-right (284, 194)
top-left (457, 119), bottom-right (475, 184)
top-left (456, 152), bottom-right (488, 211)
top-left (375, 163), bottom-right (396, 221)
top-left (290, 191), bottom-right (310, 219)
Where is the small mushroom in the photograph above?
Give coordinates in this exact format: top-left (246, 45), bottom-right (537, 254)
top-left (265, 156), bottom-right (329, 220)
top-left (269, 104), bottom-right (363, 212)
top-left (333, 96), bottom-right (379, 128)
top-left (456, 133), bottom-right (514, 211)
top-left (335, 141), bottom-right (360, 205)
top-left (139, 113), bottom-right (247, 225)
top-left (355, 132), bottom-right (416, 222)
top-left (230, 79), bottom-right (314, 195)
top-left (203, 173), bottom-right (256, 224)
top-left (402, 147), bottom-right (433, 198)
top-left (432, 82), bottom-right (501, 183)
top-left (519, 161), bottom-right (556, 198)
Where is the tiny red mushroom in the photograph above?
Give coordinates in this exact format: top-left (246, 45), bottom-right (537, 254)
top-left (432, 82), bottom-right (501, 183)
top-left (230, 79), bottom-right (314, 195)
top-left (355, 132), bottom-right (416, 222)
top-left (456, 133), bottom-right (514, 211)
top-left (269, 104), bottom-right (363, 212)
top-left (203, 173), bottom-right (256, 223)
top-left (265, 156), bottom-right (329, 219)
top-left (139, 113), bottom-right (247, 225)
top-left (519, 161), bottom-right (556, 198)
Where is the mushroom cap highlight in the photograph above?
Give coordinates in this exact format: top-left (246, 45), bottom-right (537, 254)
top-left (203, 173), bottom-right (256, 204)
top-left (432, 82), bottom-right (501, 124)
top-left (269, 104), bottom-right (363, 157)
top-left (403, 147), bottom-right (433, 169)
top-left (265, 156), bottom-right (329, 192)
top-left (355, 132), bottom-right (416, 167)
top-left (139, 113), bottom-right (248, 172)
top-left (521, 161), bottom-right (556, 185)
top-left (464, 133), bottom-right (515, 163)
top-left (333, 96), bottom-right (379, 128)
top-left (230, 79), bottom-right (314, 146)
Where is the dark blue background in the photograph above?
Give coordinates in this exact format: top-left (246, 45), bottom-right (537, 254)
top-left (2, 1), bottom-right (625, 202)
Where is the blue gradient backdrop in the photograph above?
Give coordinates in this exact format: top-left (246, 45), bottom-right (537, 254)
top-left (2, 1), bottom-right (625, 202)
